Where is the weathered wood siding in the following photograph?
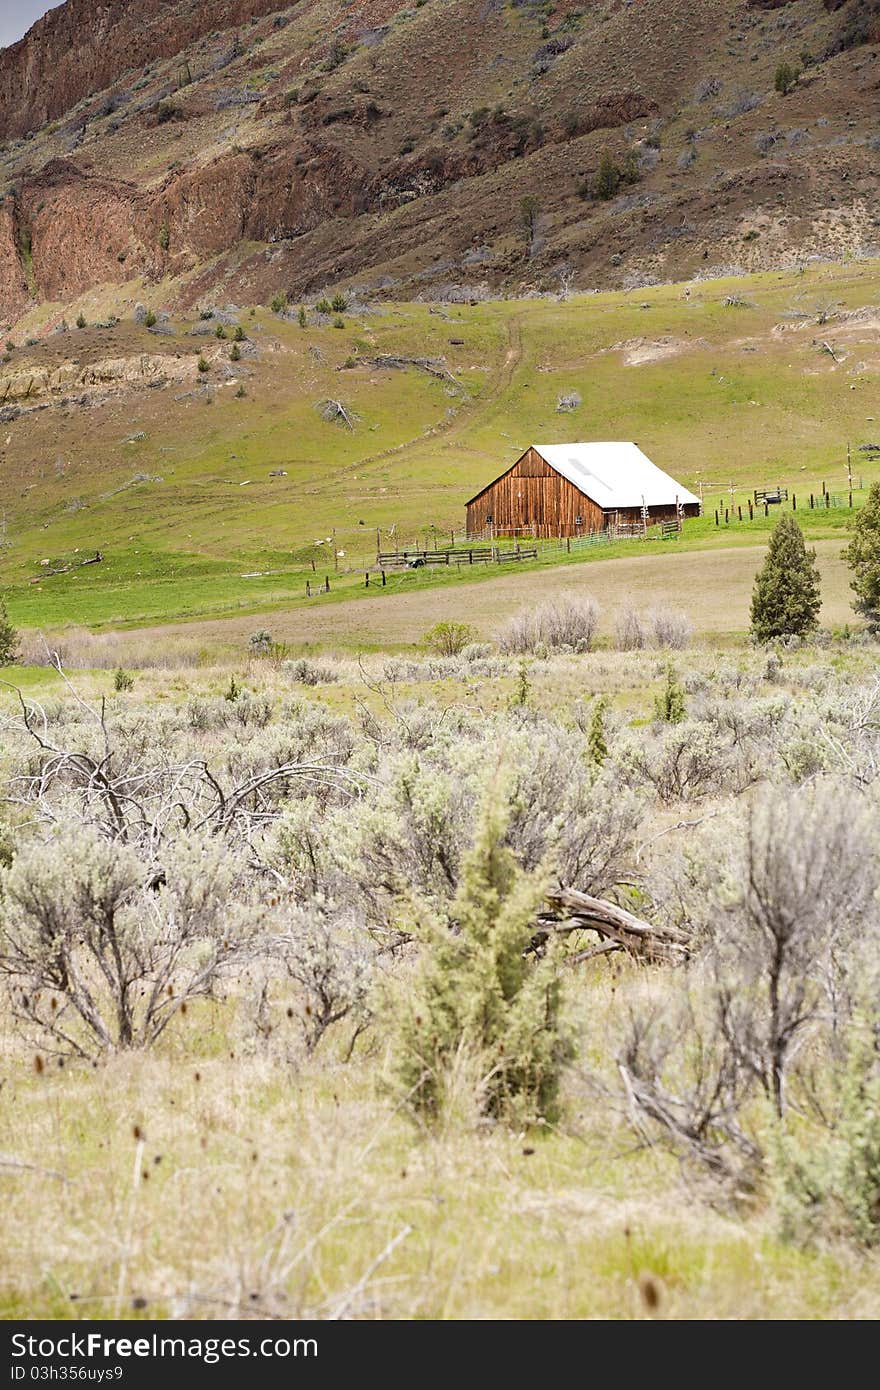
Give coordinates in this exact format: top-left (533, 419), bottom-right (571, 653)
top-left (466, 448), bottom-right (700, 536)
top-left (466, 447), bottom-right (604, 538)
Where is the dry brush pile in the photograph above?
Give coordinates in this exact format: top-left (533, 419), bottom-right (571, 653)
top-left (2, 632), bottom-right (880, 1250)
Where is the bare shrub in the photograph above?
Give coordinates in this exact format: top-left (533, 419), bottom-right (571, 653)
top-left (650, 609), bottom-right (693, 650)
top-left (612, 781), bottom-right (880, 1194)
top-left (614, 604), bottom-right (647, 651)
top-left (18, 627), bottom-right (204, 670)
top-left (616, 720), bottom-right (759, 803)
top-left (0, 828), bottom-right (262, 1055)
top-left (497, 595), bottom-right (600, 654)
top-left (709, 783), bottom-right (878, 1116)
top-left (277, 903), bottom-right (374, 1052)
top-left (617, 982), bottom-right (762, 1187)
top-left (0, 672), bottom-right (361, 861)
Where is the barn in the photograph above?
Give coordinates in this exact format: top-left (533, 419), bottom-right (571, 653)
top-left (465, 442), bottom-right (701, 538)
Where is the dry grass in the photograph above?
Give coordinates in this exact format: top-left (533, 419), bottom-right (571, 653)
top-left (2, 982), bottom-right (879, 1321)
top-left (4, 640), bottom-right (880, 1320)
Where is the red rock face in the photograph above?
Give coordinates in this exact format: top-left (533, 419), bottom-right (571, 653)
top-left (0, 0), bottom-right (284, 139)
top-left (0, 202), bottom-right (31, 327)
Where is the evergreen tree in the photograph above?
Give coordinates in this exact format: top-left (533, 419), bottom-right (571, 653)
top-left (750, 514), bottom-right (821, 641)
top-left (588, 696), bottom-right (608, 766)
top-left (843, 481), bottom-right (880, 631)
top-left (0, 598), bottom-right (18, 666)
top-left (654, 664), bottom-right (686, 724)
top-left (393, 785), bottom-right (570, 1124)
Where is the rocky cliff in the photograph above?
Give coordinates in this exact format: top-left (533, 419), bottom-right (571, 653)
top-left (1, 0), bottom-right (878, 329)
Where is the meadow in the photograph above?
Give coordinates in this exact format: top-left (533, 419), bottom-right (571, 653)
top-left (2, 257), bottom-right (879, 639)
top-left (2, 609), bottom-right (880, 1320)
top-left (3, 258), bottom-right (880, 1322)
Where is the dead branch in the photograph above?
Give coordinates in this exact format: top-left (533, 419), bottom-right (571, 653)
top-left (536, 886), bottom-right (691, 964)
top-left (316, 397), bottom-right (359, 430)
top-left (365, 354), bottom-right (457, 385)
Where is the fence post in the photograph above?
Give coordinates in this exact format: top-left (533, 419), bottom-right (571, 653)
top-left (810, 494), bottom-right (814, 509)
top-left (724, 508), bottom-right (729, 524)
top-left (792, 494), bottom-right (797, 511)
top-left (325, 575), bottom-right (330, 593)
top-left (748, 500), bottom-right (753, 520)
top-left (764, 502), bottom-right (769, 518)
top-left (365, 571), bottom-right (369, 588)
top-left (306, 580), bottom-right (311, 597)
top-left (825, 491), bottom-right (830, 509)
top-left (469, 550), bottom-right (473, 564)
top-left (715, 509), bottom-right (719, 526)
top-left (382, 570), bottom-right (386, 586)
top-left (566, 536), bottom-right (571, 553)
top-left (737, 505), bottom-right (742, 522)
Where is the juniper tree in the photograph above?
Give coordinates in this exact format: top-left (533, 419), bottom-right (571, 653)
top-left (843, 481), bottom-right (880, 631)
top-left (750, 514), bottom-right (821, 641)
top-left (393, 784), bottom-right (571, 1124)
top-left (654, 664), bottom-right (686, 724)
top-left (588, 696), bottom-right (608, 765)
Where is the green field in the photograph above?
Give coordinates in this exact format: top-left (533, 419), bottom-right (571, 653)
top-left (2, 259), bottom-right (878, 637)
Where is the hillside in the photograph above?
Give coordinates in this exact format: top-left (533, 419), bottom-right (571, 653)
top-left (1, 0), bottom-right (879, 330)
top-left (1, 257), bottom-right (878, 637)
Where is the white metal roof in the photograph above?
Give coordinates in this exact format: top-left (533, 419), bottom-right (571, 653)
top-left (532, 442), bottom-right (699, 510)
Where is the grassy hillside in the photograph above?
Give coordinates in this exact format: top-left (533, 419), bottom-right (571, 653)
top-left (1, 258), bottom-right (878, 636)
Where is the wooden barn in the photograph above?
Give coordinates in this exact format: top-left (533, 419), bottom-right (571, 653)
top-left (465, 442), bottom-right (701, 538)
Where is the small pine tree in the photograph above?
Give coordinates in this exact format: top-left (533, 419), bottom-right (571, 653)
top-left (594, 150), bottom-right (620, 200)
top-left (654, 664), bottom-right (686, 724)
top-left (510, 659), bottom-right (531, 708)
top-left (75, 313), bottom-right (86, 329)
top-left (0, 598), bottom-right (19, 666)
top-left (775, 61), bottom-right (799, 96)
top-left (392, 785), bottom-right (571, 1124)
top-left (197, 355), bottom-right (209, 374)
top-left (114, 667), bottom-right (134, 692)
top-left (144, 310), bottom-right (157, 328)
top-left (298, 306), bottom-right (307, 328)
top-left (843, 480), bottom-right (880, 631)
top-left (750, 514), bottom-right (821, 640)
top-left (215, 323), bottom-right (227, 339)
top-left (330, 291), bottom-right (348, 313)
top-left (232, 324), bottom-right (246, 342)
top-left (588, 696), bottom-right (608, 766)
top-left (229, 342), bottom-right (241, 362)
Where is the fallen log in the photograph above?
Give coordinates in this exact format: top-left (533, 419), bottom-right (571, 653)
top-left (535, 886), bottom-right (691, 965)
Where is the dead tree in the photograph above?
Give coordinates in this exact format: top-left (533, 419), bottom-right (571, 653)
top-left (535, 887), bottom-right (691, 965)
top-left (316, 398), bottom-right (359, 430)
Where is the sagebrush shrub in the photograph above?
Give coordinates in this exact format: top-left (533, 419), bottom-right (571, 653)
top-left (498, 595), bottom-right (599, 654)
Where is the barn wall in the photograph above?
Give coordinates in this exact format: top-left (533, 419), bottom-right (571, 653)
top-left (466, 448), bottom-right (605, 538)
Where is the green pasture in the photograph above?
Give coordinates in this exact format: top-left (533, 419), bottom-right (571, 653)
top-left (1, 257), bottom-right (878, 632)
